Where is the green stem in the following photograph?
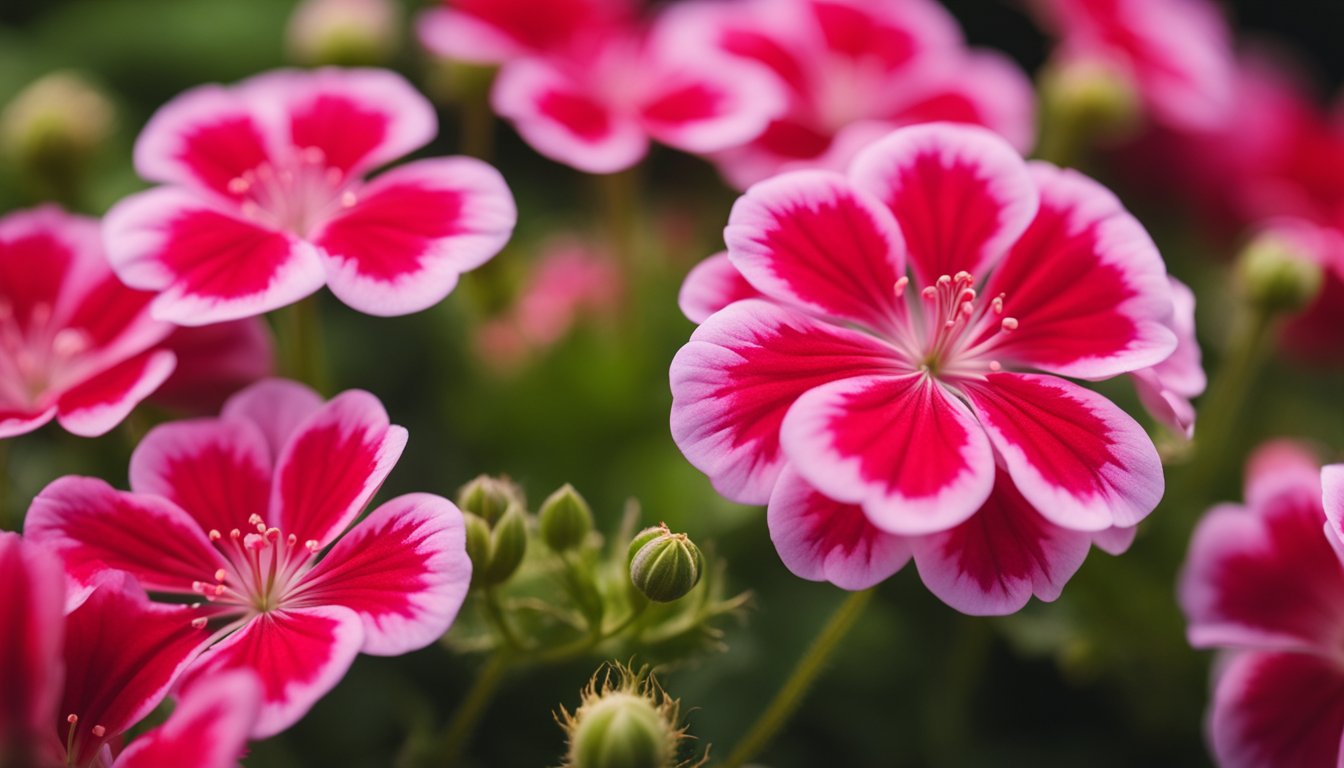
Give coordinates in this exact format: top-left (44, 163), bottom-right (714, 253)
top-left (461, 93), bottom-right (496, 161)
top-left (277, 296), bottom-right (328, 393)
top-left (483, 587), bottom-right (524, 651)
top-left (721, 588), bottom-right (874, 768)
top-left (0, 439), bottom-right (11, 531)
top-left (436, 651), bottom-right (512, 766)
top-left (920, 616), bottom-right (992, 763)
top-left (533, 601), bottom-right (649, 666)
top-left (597, 167), bottom-right (641, 273)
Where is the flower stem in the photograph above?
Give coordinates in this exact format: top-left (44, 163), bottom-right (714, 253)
top-left (0, 440), bottom-right (11, 531)
top-left (722, 588), bottom-right (875, 768)
top-left (461, 94), bottom-right (496, 162)
top-left (483, 587), bottom-right (524, 651)
top-left (597, 167), bottom-right (641, 273)
top-left (277, 295), bottom-right (328, 393)
top-left (436, 650), bottom-right (512, 766)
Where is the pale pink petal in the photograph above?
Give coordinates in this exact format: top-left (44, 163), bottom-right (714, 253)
top-left (59, 573), bottom-right (213, 767)
top-left (103, 188), bottom-right (326, 325)
top-left (313, 157), bottom-right (516, 316)
top-left (911, 469), bottom-right (1092, 615)
top-left (114, 671), bottom-right (261, 768)
top-left (766, 466), bottom-right (910, 590)
top-left (291, 493), bottom-right (471, 655)
top-left (1179, 486), bottom-right (1344, 652)
top-left (151, 319), bottom-right (275, 414)
top-left (977, 163), bottom-right (1177, 379)
top-left (888, 51), bottom-right (1037, 155)
top-left (1208, 650), bottom-right (1344, 768)
top-left (1092, 524), bottom-right (1138, 555)
top-left (723, 170), bottom-right (907, 330)
top-left (492, 58), bottom-right (649, 174)
top-left (0, 533), bottom-right (65, 752)
top-left (25, 476), bottom-right (224, 594)
top-left (133, 84), bottom-right (279, 198)
top-left (669, 299), bottom-right (903, 505)
top-left (780, 373), bottom-right (994, 535)
top-left (848, 123), bottom-right (1038, 284)
top-left (678, 251), bottom-right (762, 324)
top-left (129, 418), bottom-right (274, 535)
top-left (221, 378), bottom-right (325, 458)
top-left (54, 350), bottom-right (176, 438)
top-left (271, 390), bottom-right (407, 546)
top-left (246, 67), bottom-right (437, 178)
top-left (638, 55), bottom-right (785, 155)
top-left (0, 407), bottom-right (57, 439)
top-left (184, 606), bottom-right (363, 738)
top-left (1132, 367), bottom-right (1196, 438)
top-left (1245, 440), bottom-right (1322, 511)
top-left (1321, 464), bottom-right (1344, 561)
top-left (962, 372), bottom-right (1163, 531)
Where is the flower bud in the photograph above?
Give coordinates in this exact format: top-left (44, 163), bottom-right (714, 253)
top-left (558, 664), bottom-right (698, 768)
top-left (539, 484), bottom-right (594, 552)
top-left (286, 0), bottom-right (399, 66)
top-left (463, 512), bottom-right (491, 588)
top-left (1040, 59), bottom-right (1140, 140)
top-left (457, 475), bottom-right (523, 525)
top-left (482, 503), bottom-right (528, 585)
top-left (629, 526), bottom-right (704, 603)
top-left (0, 71), bottom-right (114, 202)
top-left (1237, 229), bottom-right (1325, 314)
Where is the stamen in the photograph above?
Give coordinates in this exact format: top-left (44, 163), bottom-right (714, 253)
top-left (989, 360), bottom-right (1002, 372)
top-left (1001, 317), bottom-right (1018, 331)
top-left (340, 191), bottom-right (357, 208)
top-left (227, 177), bottom-right (250, 194)
top-left (191, 617), bottom-right (208, 629)
top-left (893, 276), bottom-right (909, 295)
top-left (91, 726), bottom-right (106, 739)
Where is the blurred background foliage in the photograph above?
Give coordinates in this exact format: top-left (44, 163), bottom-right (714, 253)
top-left (3, 0), bottom-right (1344, 766)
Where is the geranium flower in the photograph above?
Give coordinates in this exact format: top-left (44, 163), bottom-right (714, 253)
top-left (103, 67), bottom-right (517, 325)
top-left (1179, 442), bottom-right (1344, 767)
top-left (0, 531), bottom-right (258, 768)
top-left (418, 0), bottom-right (633, 65)
top-left (152, 317), bottom-right (275, 414)
top-left (1130, 277), bottom-right (1204, 437)
top-left (25, 379), bottom-right (473, 737)
top-left (1030, 0), bottom-right (1235, 131)
top-left (670, 123), bottom-right (1175, 613)
top-left (661, 0), bottom-right (1035, 188)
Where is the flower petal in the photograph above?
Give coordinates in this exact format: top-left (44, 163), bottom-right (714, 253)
top-left (976, 163), bottom-right (1177, 379)
top-left (766, 466), bottom-right (910, 590)
top-left (638, 55), bottom-right (785, 154)
top-left (25, 476), bottom-right (223, 594)
top-left (54, 350), bottom-right (176, 438)
top-left (133, 84), bottom-right (277, 198)
top-left (0, 407), bottom-right (57, 439)
top-left (183, 606), bottom-right (363, 738)
top-left (724, 170), bottom-right (907, 330)
top-left (129, 417), bottom-right (274, 536)
top-left (247, 67), bottom-right (437, 178)
top-left (848, 122), bottom-right (1038, 285)
top-left (272, 390), bottom-right (407, 546)
top-left (1327, 464), bottom-right (1344, 548)
top-left (417, 0), bottom-right (625, 63)
top-left (890, 51), bottom-right (1038, 155)
top-left (781, 373), bottom-right (994, 535)
top-left (59, 573), bottom-right (212, 768)
top-left (313, 157), bottom-right (516, 316)
top-left (492, 58), bottom-right (649, 174)
top-left (669, 299), bottom-right (902, 505)
top-left (678, 251), bottom-right (762, 324)
top-left (1209, 651), bottom-right (1344, 768)
top-left (0, 533), bottom-right (65, 753)
top-left (151, 318), bottom-right (275, 414)
top-left (103, 188), bottom-right (326, 325)
top-left (113, 670), bottom-right (261, 768)
top-left (292, 493), bottom-right (470, 655)
top-left (962, 373), bottom-right (1163, 531)
top-left (911, 469), bottom-right (1092, 615)
top-left (221, 378), bottom-right (325, 459)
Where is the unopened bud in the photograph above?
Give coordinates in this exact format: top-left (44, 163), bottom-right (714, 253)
top-left (629, 525), bottom-right (703, 603)
top-left (482, 503), bottom-right (528, 585)
top-left (558, 664), bottom-right (697, 768)
top-left (539, 484), bottom-right (594, 552)
top-left (457, 475), bottom-right (524, 525)
top-left (287, 0), bottom-right (399, 66)
top-left (1040, 59), bottom-right (1140, 141)
top-left (1237, 230), bottom-right (1324, 313)
top-left (463, 512), bottom-right (491, 587)
top-left (0, 71), bottom-right (114, 202)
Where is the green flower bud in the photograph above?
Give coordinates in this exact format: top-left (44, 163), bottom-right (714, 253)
top-left (286, 0), bottom-right (399, 66)
top-left (1040, 59), bottom-right (1140, 139)
top-left (457, 475), bottom-right (523, 525)
top-left (462, 512), bottom-right (491, 588)
top-left (627, 525), bottom-right (668, 568)
top-left (558, 664), bottom-right (702, 768)
top-left (1237, 230), bottom-right (1324, 314)
top-left (482, 503), bottom-right (528, 585)
top-left (629, 527), bottom-right (704, 603)
top-left (539, 484), bottom-right (594, 552)
top-left (0, 71), bottom-right (114, 203)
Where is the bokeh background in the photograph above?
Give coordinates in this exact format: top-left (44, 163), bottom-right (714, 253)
top-left (3, 0), bottom-right (1344, 765)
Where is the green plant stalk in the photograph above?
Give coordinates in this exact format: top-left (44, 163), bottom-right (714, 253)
top-left (721, 588), bottom-right (875, 768)
top-left (461, 93), bottom-right (496, 161)
top-left (0, 439), bottom-right (11, 531)
top-left (277, 295), bottom-right (329, 394)
top-left (435, 650), bottom-right (512, 766)
top-left (483, 587), bottom-right (524, 651)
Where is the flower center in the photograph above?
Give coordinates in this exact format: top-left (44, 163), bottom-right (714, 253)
top-left (226, 146), bottom-right (358, 237)
top-left (193, 514), bottom-right (320, 614)
top-left (61, 713), bottom-right (107, 768)
top-left (0, 299), bottom-right (91, 408)
top-left (893, 271), bottom-right (1019, 378)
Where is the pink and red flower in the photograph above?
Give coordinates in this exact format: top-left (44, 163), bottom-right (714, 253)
top-left (0, 531), bottom-right (259, 768)
top-left (1179, 442), bottom-right (1344, 767)
top-left (104, 67), bottom-right (517, 324)
top-left (662, 0), bottom-right (1036, 188)
top-left (25, 378), bottom-right (473, 737)
top-left (670, 123), bottom-right (1177, 614)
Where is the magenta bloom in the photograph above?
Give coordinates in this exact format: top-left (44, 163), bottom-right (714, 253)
top-left (0, 532), bottom-right (258, 768)
top-left (25, 379), bottom-right (472, 737)
top-left (662, 0), bottom-right (1035, 188)
top-left (1179, 442), bottom-right (1344, 767)
top-left (104, 67), bottom-right (517, 325)
top-left (419, 0), bottom-right (632, 64)
top-left (1031, 0), bottom-right (1235, 131)
top-left (670, 123), bottom-right (1176, 613)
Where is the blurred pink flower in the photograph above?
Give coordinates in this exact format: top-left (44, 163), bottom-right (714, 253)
top-left (663, 0), bottom-right (1036, 188)
top-left (418, 0), bottom-right (634, 65)
top-left (1130, 277), bottom-right (1205, 438)
top-left (151, 318), bottom-right (275, 415)
top-left (670, 123), bottom-right (1175, 614)
top-left (0, 531), bottom-right (258, 768)
top-left (104, 67), bottom-right (516, 325)
top-left (1179, 442), bottom-right (1344, 767)
top-left (26, 379), bottom-right (473, 737)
